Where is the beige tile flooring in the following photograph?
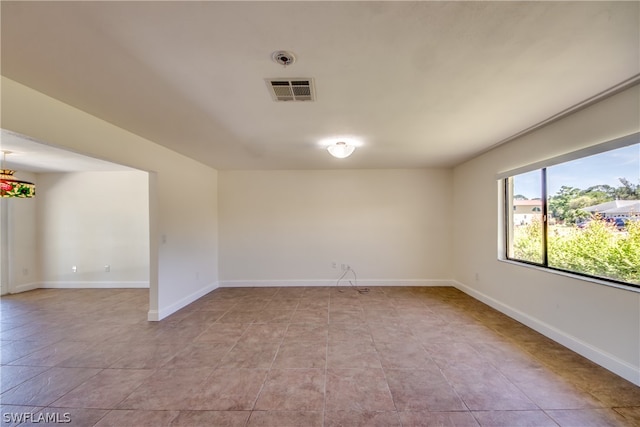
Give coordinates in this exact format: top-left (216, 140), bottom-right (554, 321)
top-left (1, 286), bottom-right (639, 426)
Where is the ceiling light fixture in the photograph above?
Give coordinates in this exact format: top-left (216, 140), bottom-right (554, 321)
top-left (327, 141), bottom-right (355, 159)
top-left (1, 151), bottom-right (35, 198)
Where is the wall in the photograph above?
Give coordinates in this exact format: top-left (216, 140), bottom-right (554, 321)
top-left (452, 85), bottom-right (640, 385)
top-left (219, 169), bottom-right (452, 286)
top-left (34, 171), bottom-right (149, 287)
top-left (1, 77), bottom-right (219, 320)
top-left (4, 172), bottom-right (38, 293)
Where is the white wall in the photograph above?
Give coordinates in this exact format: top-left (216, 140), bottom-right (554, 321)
top-left (219, 169), bottom-right (452, 286)
top-left (452, 85), bottom-right (640, 385)
top-left (1, 77), bottom-right (219, 320)
top-left (4, 172), bottom-right (38, 293)
top-left (35, 171), bottom-right (149, 287)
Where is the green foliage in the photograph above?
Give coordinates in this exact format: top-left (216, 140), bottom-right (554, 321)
top-left (548, 178), bottom-right (640, 225)
top-left (584, 184), bottom-right (615, 200)
top-left (513, 175), bottom-right (639, 283)
top-left (582, 185), bottom-right (615, 205)
top-left (615, 178), bottom-right (640, 200)
top-left (512, 218), bottom-right (640, 285)
top-left (611, 219), bottom-right (640, 281)
top-left (512, 219), bottom-right (543, 264)
top-left (548, 186), bottom-right (582, 224)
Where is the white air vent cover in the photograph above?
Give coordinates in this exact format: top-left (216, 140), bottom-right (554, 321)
top-left (266, 78), bottom-right (315, 102)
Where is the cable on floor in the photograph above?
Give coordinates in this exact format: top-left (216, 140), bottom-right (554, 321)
top-left (335, 266), bottom-right (369, 294)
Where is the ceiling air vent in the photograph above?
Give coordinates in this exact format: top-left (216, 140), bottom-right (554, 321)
top-left (266, 79), bottom-right (315, 102)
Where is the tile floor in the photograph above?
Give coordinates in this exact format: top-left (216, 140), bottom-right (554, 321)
top-left (1, 286), bottom-right (639, 426)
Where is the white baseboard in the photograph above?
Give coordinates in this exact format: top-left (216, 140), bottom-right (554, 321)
top-left (452, 280), bottom-right (640, 387)
top-left (8, 281), bottom-right (149, 293)
top-left (39, 281), bottom-right (150, 289)
top-left (9, 282), bottom-right (40, 294)
top-left (360, 279), bottom-right (452, 287)
top-left (218, 279), bottom-right (453, 288)
top-left (148, 282), bottom-right (218, 321)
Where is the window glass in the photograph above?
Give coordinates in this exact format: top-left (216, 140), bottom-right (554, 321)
top-left (507, 170), bottom-right (544, 264)
top-left (505, 143), bottom-right (640, 287)
top-left (546, 144), bottom-right (640, 284)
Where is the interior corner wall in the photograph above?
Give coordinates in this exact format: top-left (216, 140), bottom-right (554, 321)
top-left (219, 169), bottom-right (453, 286)
top-left (1, 76), bottom-right (219, 321)
top-left (35, 171), bottom-right (149, 288)
top-left (452, 85), bottom-right (640, 385)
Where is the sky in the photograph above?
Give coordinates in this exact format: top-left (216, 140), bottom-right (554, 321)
top-left (513, 143), bottom-right (639, 199)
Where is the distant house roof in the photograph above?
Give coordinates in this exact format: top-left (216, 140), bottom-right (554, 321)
top-left (581, 200), bottom-right (640, 215)
top-left (601, 202), bottom-right (640, 215)
top-left (514, 200), bottom-right (542, 206)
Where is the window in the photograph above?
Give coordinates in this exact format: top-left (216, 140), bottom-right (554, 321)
top-left (504, 137), bottom-right (640, 287)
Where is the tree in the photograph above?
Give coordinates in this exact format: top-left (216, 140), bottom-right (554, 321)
top-left (568, 196), bottom-right (595, 223)
top-left (548, 179), bottom-right (639, 225)
top-left (514, 194), bottom-right (528, 200)
top-left (583, 184), bottom-right (615, 204)
top-left (548, 186), bottom-right (581, 224)
top-left (615, 178), bottom-right (640, 200)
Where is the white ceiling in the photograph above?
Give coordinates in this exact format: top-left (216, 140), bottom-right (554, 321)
top-left (1, 130), bottom-right (135, 173)
top-left (1, 1), bottom-right (638, 171)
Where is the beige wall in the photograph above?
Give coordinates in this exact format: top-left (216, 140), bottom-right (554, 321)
top-left (452, 85), bottom-right (640, 385)
top-left (1, 77), bottom-right (219, 320)
top-left (35, 171), bottom-right (149, 286)
top-left (219, 169), bottom-right (452, 286)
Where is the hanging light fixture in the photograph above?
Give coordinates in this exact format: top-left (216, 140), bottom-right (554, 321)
top-left (327, 141), bottom-right (355, 159)
top-left (1, 151), bottom-right (35, 198)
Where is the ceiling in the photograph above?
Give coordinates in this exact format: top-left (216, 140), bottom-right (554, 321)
top-left (1, 1), bottom-right (638, 172)
top-left (1, 129), bottom-right (134, 173)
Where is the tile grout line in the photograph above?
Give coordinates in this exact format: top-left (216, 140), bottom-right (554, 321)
top-left (2, 287), bottom-right (639, 426)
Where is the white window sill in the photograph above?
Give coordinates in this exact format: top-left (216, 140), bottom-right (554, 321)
top-left (498, 258), bottom-right (640, 294)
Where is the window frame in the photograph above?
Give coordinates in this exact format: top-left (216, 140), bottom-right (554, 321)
top-left (499, 132), bottom-right (640, 290)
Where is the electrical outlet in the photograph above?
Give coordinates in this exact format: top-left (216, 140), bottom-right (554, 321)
top-left (332, 262), bottom-right (337, 269)
top-left (72, 266), bottom-right (77, 273)
top-left (105, 265), bottom-right (111, 272)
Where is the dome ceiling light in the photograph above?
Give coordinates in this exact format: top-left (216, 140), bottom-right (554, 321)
top-left (327, 141), bottom-right (355, 159)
